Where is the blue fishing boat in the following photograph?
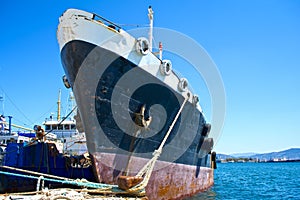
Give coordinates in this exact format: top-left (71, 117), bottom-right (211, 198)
top-left (0, 141), bottom-right (96, 193)
top-left (0, 91), bottom-right (95, 193)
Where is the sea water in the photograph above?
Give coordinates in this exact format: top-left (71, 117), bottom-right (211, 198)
top-left (1, 162), bottom-right (299, 199)
top-left (188, 162), bottom-right (300, 200)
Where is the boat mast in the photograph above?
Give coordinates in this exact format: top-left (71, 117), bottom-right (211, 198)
top-left (57, 89), bottom-right (61, 121)
top-left (0, 94), bottom-right (4, 115)
top-left (67, 91), bottom-right (76, 120)
top-left (148, 6), bottom-right (153, 52)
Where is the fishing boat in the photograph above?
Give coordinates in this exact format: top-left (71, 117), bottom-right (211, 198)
top-left (0, 115), bottom-right (36, 164)
top-left (57, 7), bottom-right (216, 199)
top-left (43, 90), bottom-right (87, 155)
top-left (0, 92), bottom-right (95, 193)
top-left (0, 140), bottom-right (96, 193)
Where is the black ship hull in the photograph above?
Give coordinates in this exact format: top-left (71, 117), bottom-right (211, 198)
top-left (57, 8), bottom-right (215, 199)
top-left (60, 39), bottom-right (214, 199)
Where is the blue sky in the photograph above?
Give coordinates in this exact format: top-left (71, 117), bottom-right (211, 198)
top-left (0, 0), bottom-right (299, 154)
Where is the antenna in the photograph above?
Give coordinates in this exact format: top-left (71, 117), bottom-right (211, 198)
top-left (66, 91), bottom-right (76, 120)
top-left (148, 6), bottom-right (154, 52)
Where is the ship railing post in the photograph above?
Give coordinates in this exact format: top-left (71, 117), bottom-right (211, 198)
top-left (8, 116), bottom-right (12, 135)
top-left (159, 42), bottom-right (163, 60)
top-left (36, 176), bottom-right (44, 192)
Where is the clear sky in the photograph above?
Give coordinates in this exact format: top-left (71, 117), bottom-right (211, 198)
top-left (0, 0), bottom-right (299, 154)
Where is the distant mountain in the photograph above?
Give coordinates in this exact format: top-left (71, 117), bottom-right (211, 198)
top-left (230, 153), bottom-right (257, 158)
top-left (217, 148), bottom-right (300, 161)
top-left (216, 153), bottom-right (233, 160)
top-left (250, 148), bottom-right (300, 161)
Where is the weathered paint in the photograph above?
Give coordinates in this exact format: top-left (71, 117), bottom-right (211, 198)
top-left (92, 152), bottom-right (214, 200)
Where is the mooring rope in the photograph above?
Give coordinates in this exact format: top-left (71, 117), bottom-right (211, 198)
top-left (0, 168), bottom-right (148, 198)
top-left (127, 94), bottom-right (189, 193)
top-left (0, 170), bottom-right (119, 190)
top-left (0, 165), bottom-right (72, 181)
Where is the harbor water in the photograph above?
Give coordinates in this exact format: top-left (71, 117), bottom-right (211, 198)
top-left (1, 162), bottom-right (299, 199)
top-left (189, 162), bottom-right (300, 200)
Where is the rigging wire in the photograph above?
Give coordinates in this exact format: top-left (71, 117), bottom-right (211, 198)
top-left (0, 86), bottom-right (33, 125)
top-left (9, 117), bottom-right (32, 128)
top-left (32, 103), bottom-right (57, 125)
top-left (117, 23), bottom-right (149, 28)
top-left (151, 36), bottom-right (159, 51)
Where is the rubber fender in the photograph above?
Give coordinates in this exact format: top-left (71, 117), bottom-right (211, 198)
top-left (211, 151), bottom-right (217, 169)
top-left (62, 75), bottom-right (71, 88)
top-left (192, 95), bottom-right (199, 105)
top-left (178, 78), bottom-right (188, 92)
top-left (211, 151), bottom-right (216, 161)
top-left (202, 137), bottom-right (214, 152)
top-left (201, 123), bottom-right (211, 137)
top-left (160, 60), bottom-right (172, 76)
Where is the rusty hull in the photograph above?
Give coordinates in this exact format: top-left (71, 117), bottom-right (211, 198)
top-left (91, 152), bottom-right (214, 200)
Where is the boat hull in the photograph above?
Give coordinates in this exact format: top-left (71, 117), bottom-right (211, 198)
top-left (92, 152), bottom-right (213, 199)
top-left (0, 142), bottom-right (96, 193)
top-left (58, 9), bottom-right (215, 199)
top-left (60, 40), bottom-right (214, 199)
